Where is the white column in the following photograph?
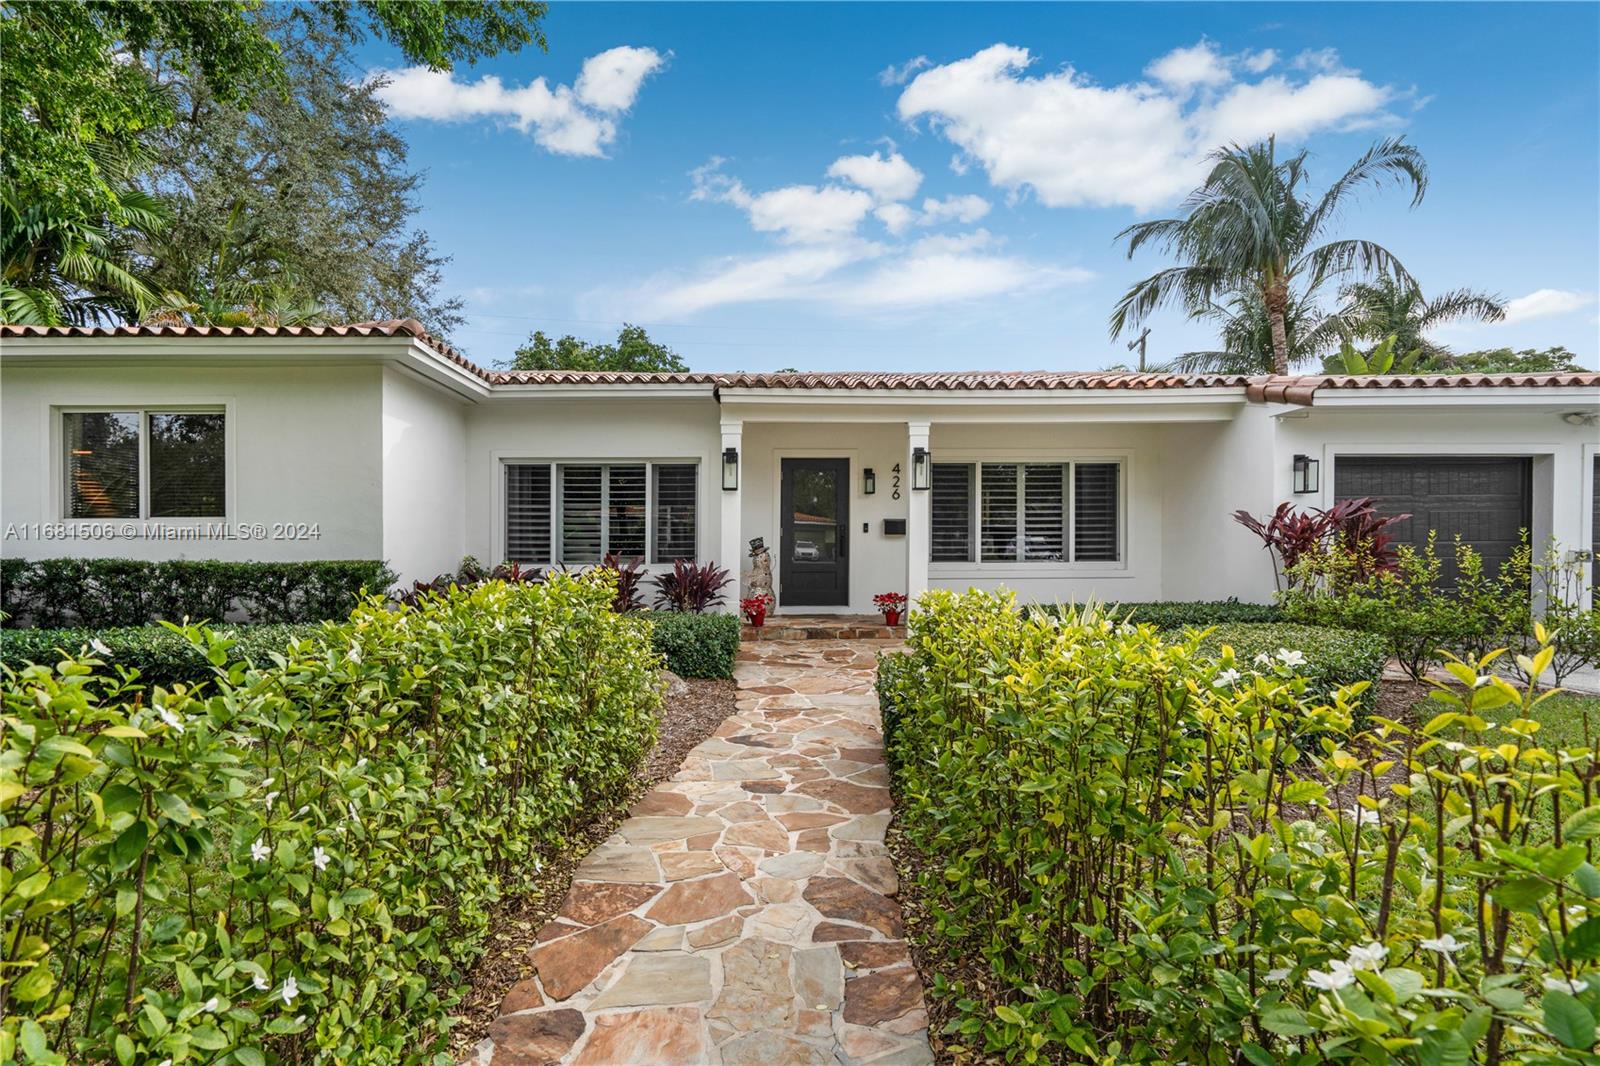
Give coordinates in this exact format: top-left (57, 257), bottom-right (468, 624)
top-left (906, 421), bottom-right (931, 607)
top-left (720, 419), bottom-right (743, 603)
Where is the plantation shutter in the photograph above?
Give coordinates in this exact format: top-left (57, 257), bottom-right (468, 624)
top-left (1022, 464), bottom-right (1066, 561)
top-left (65, 411), bottom-right (140, 518)
top-left (980, 463), bottom-right (1019, 562)
top-left (560, 464), bottom-right (604, 563)
top-left (607, 464), bottom-right (647, 559)
top-left (1073, 462), bottom-right (1120, 562)
top-left (653, 464), bottom-right (698, 563)
top-left (505, 464), bottom-right (552, 564)
top-left (930, 464), bottom-right (973, 562)
top-left (148, 412), bottom-right (226, 517)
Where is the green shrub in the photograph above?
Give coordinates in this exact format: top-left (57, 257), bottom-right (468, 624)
top-left (1027, 598), bottom-right (1282, 628)
top-left (0, 623), bottom-right (327, 688)
top-left (1, 558), bottom-right (396, 628)
top-left (1196, 622), bottom-right (1387, 717)
top-left (884, 587), bottom-right (1600, 1064)
top-left (2, 571), bottom-right (661, 1063)
top-left (640, 610), bottom-right (741, 678)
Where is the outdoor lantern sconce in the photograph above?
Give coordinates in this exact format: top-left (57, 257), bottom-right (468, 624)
top-left (722, 446), bottom-right (739, 491)
top-left (1292, 454), bottom-right (1320, 495)
top-left (911, 447), bottom-right (930, 491)
top-left (863, 467), bottom-right (876, 495)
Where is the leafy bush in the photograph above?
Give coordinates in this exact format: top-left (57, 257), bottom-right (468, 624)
top-left (1, 558), bottom-right (395, 628)
top-left (1197, 622), bottom-right (1387, 717)
top-left (1, 572), bottom-right (661, 1063)
top-left (1028, 599), bottom-right (1282, 629)
top-left (884, 588), bottom-right (1600, 1064)
top-left (642, 610), bottom-right (741, 678)
top-left (650, 558), bottom-right (732, 613)
top-left (1234, 496), bottom-right (1408, 591)
top-left (0, 623), bottom-right (326, 688)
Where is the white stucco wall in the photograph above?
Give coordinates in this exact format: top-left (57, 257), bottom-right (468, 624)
top-left (381, 367), bottom-right (469, 582)
top-left (1158, 410), bottom-right (1280, 603)
top-left (463, 395), bottom-right (724, 574)
top-left (1, 362), bottom-right (385, 563)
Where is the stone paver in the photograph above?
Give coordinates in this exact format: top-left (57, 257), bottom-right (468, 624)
top-left (468, 637), bottom-right (933, 1066)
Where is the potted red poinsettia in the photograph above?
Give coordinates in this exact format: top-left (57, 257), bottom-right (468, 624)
top-left (740, 594), bottom-right (772, 627)
top-left (873, 591), bottom-right (908, 626)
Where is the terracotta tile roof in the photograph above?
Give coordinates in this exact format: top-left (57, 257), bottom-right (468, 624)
top-left (4, 322), bottom-right (1595, 402)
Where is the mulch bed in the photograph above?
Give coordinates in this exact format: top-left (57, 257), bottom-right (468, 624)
top-left (445, 676), bottom-right (737, 1058)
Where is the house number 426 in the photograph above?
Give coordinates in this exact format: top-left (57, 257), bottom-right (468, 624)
top-left (891, 463), bottom-right (902, 500)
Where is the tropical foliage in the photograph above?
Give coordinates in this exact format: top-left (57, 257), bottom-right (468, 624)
top-left (1112, 136), bottom-right (1428, 375)
top-left (1328, 275), bottom-right (1505, 360)
top-left (0, 573), bottom-right (659, 1063)
top-left (509, 324), bottom-right (691, 372)
top-left (882, 589), bottom-right (1600, 1064)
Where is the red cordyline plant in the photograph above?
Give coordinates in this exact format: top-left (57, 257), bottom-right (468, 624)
top-left (1233, 496), bottom-right (1408, 591)
top-left (651, 559), bottom-right (733, 613)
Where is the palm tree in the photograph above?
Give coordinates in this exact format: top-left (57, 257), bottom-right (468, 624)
top-left (1167, 283), bottom-right (1344, 374)
top-left (1, 187), bottom-right (168, 325)
top-left (1111, 137), bottom-right (1428, 376)
top-left (1328, 275), bottom-right (1504, 360)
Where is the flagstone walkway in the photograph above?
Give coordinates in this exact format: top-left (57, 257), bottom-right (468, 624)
top-left (469, 638), bottom-right (934, 1066)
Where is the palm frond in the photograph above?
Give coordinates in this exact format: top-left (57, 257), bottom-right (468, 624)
top-left (1304, 137), bottom-right (1428, 239)
top-left (1419, 287), bottom-right (1506, 327)
top-left (1300, 239), bottom-right (1416, 294)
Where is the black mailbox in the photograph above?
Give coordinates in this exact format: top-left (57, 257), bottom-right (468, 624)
top-left (882, 518), bottom-right (907, 536)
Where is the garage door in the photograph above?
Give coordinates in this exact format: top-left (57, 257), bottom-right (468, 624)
top-left (1335, 456), bottom-right (1532, 585)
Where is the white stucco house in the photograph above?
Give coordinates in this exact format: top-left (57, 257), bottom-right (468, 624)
top-left (2, 320), bottom-right (1597, 614)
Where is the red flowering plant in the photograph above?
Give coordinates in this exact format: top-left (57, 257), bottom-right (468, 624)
top-left (740, 594), bottom-right (773, 626)
top-left (873, 591), bottom-right (908, 625)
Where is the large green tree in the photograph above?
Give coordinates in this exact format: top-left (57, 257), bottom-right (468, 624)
top-left (1430, 346), bottom-right (1590, 374)
top-left (142, 10), bottom-right (463, 335)
top-left (1111, 137), bottom-right (1428, 376)
top-left (509, 325), bottom-right (690, 372)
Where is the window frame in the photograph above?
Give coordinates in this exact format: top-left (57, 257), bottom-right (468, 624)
top-left (57, 404), bottom-right (231, 522)
top-left (498, 457), bottom-right (702, 567)
top-left (928, 452), bottom-right (1128, 573)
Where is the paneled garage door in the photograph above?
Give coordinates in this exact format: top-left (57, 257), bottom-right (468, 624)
top-left (1335, 456), bottom-right (1532, 585)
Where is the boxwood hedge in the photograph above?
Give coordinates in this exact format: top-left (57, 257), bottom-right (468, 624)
top-left (640, 610), bottom-right (742, 678)
top-left (1195, 621), bottom-right (1388, 716)
top-left (0, 623), bottom-right (327, 688)
top-left (1027, 598), bottom-right (1282, 629)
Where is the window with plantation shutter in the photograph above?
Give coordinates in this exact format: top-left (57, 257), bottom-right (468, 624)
top-left (560, 465), bottom-right (604, 563)
top-left (930, 458), bottom-right (1124, 566)
top-left (653, 464), bottom-right (697, 562)
top-left (930, 464), bottom-right (973, 562)
top-left (505, 464), bottom-right (552, 563)
top-left (607, 464), bottom-right (647, 559)
top-left (1073, 462), bottom-right (1121, 562)
top-left (63, 409), bottom-right (226, 519)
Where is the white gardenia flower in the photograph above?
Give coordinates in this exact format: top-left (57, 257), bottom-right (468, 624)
top-left (203, 996), bottom-right (219, 1012)
top-left (1421, 933), bottom-right (1466, 955)
top-left (1346, 942), bottom-right (1388, 971)
top-left (1264, 967), bottom-right (1291, 982)
top-left (156, 703), bottom-right (186, 734)
top-left (250, 837), bottom-right (271, 863)
top-left (1276, 648), bottom-right (1307, 668)
top-left (1342, 806), bottom-right (1379, 827)
top-left (282, 976), bottom-right (300, 1004)
top-left (355, 757), bottom-right (368, 770)
top-left (478, 753), bottom-right (488, 768)
top-left (264, 791), bottom-right (280, 808)
top-left (1253, 652), bottom-right (1272, 666)
top-left (253, 973), bottom-right (270, 991)
top-left (345, 644), bottom-right (362, 664)
top-left (1545, 975), bottom-right (1587, 994)
top-left (1213, 668), bottom-right (1243, 688)
top-left (1306, 961), bottom-right (1356, 991)
top-left (312, 846), bottom-right (330, 871)
top-left (90, 637), bottom-right (112, 656)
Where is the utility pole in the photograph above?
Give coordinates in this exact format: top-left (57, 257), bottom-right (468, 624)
top-left (1126, 327), bottom-right (1151, 372)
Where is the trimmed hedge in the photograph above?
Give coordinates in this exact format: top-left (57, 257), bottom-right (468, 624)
top-left (1, 557), bottom-right (395, 627)
top-left (1195, 621), bottom-right (1387, 717)
top-left (1027, 598), bottom-right (1282, 629)
top-left (641, 610), bottom-right (742, 678)
top-left (0, 623), bottom-right (327, 688)
top-left (2, 572), bottom-right (661, 1062)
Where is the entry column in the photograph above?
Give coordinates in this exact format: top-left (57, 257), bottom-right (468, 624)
top-left (720, 418), bottom-right (742, 598)
top-left (906, 420), bottom-right (930, 606)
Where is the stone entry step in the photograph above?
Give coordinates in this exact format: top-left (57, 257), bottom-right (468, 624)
top-left (742, 615), bottom-right (906, 643)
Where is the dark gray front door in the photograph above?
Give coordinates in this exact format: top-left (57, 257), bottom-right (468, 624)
top-left (780, 458), bottom-right (849, 607)
top-left (1335, 456), bottom-right (1532, 585)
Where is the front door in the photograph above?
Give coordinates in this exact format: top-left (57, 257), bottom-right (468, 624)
top-left (780, 458), bottom-right (849, 607)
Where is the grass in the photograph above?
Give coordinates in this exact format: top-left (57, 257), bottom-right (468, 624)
top-left (1409, 687), bottom-right (1600, 750)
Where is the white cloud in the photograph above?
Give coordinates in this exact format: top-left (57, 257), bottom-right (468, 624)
top-left (574, 46), bottom-right (666, 111)
top-left (691, 161), bottom-right (875, 244)
top-left (628, 244), bottom-right (879, 318)
top-left (896, 42), bottom-right (1397, 211)
top-left (1241, 48), bottom-right (1279, 74)
top-left (838, 242), bottom-right (1089, 310)
top-left (879, 56), bottom-right (931, 86)
top-left (1146, 41), bottom-right (1231, 90)
top-left (827, 151), bottom-right (923, 203)
top-left (369, 45), bottom-right (663, 157)
top-left (875, 203), bottom-right (917, 235)
top-left (919, 194), bottom-right (991, 225)
top-left (1501, 289), bottom-right (1596, 324)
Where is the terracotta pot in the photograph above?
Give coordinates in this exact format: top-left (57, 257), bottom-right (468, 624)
top-left (882, 608), bottom-right (902, 626)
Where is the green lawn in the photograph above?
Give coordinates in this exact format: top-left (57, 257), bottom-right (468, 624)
top-left (1412, 689), bottom-right (1600, 750)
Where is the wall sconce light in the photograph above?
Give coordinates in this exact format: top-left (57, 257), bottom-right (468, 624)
top-left (911, 447), bottom-right (930, 491)
top-left (722, 446), bottom-right (739, 491)
top-left (1292, 454), bottom-right (1320, 495)
top-left (863, 467), bottom-right (876, 495)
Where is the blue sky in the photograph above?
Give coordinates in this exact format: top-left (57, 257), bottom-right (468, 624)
top-left (359, 2), bottom-right (1600, 372)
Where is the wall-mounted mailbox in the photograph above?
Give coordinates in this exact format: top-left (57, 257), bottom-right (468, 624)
top-left (882, 518), bottom-right (907, 536)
